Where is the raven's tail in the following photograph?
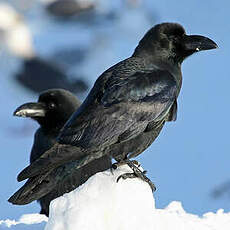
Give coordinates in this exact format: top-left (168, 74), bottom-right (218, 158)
top-left (8, 171), bottom-right (53, 205)
top-left (17, 143), bottom-right (87, 182)
top-left (8, 155), bottom-right (112, 206)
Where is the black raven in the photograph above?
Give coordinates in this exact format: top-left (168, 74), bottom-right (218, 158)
top-left (13, 22), bottom-right (217, 192)
top-left (9, 89), bottom-right (112, 216)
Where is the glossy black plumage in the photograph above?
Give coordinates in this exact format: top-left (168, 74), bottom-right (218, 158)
top-left (9, 89), bottom-right (112, 216)
top-left (15, 23), bottom-right (217, 189)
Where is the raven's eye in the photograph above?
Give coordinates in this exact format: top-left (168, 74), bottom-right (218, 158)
top-left (49, 102), bottom-right (56, 109)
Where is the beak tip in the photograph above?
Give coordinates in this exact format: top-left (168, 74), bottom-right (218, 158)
top-left (13, 102), bottom-right (46, 118)
top-left (13, 110), bottom-right (27, 118)
top-left (206, 38), bottom-right (218, 50)
top-left (13, 110), bottom-right (20, 117)
top-left (209, 40), bottom-right (218, 49)
top-left (185, 35), bottom-right (218, 52)
top-left (202, 38), bottom-right (218, 51)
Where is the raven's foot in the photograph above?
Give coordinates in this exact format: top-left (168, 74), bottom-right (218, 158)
top-left (116, 160), bottom-right (156, 192)
top-left (110, 159), bottom-right (139, 175)
top-left (117, 172), bottom-right (137, 180)
top-left (112, 159), bottom-right (140, 170)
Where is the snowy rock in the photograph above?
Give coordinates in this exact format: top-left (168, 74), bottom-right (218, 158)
top-left (45, 165), bottom-right (230, 230)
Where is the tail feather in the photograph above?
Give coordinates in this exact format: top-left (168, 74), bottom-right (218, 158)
top-left (8, 171), bottom-right (52, 205)
top-left (17, 143), bottom-right (87, 182)
top-left (9, 155), bottom-right (112, 206)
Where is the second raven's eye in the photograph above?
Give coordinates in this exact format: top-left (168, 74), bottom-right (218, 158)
top-left (49, 102), bottom-right (56, 109)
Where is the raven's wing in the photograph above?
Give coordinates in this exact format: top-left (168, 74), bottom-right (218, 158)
top-left (59, 69), bottom-right (178, 147)
top-left (17, 69), bottom-right (178, 181)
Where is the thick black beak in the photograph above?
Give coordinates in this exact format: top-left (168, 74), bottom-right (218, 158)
top-left (13, 102), bottom-right (46, 118)
top-left (183, 35), bottom-right (218, 52)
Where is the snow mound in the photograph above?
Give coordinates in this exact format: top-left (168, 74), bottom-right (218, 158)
top-left (45, 164), bottom-right (155, 230)
top-left (45, 165), bottom-right (230, 230)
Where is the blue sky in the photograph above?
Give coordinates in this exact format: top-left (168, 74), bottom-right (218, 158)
top-left (1, 0), bottom-right (230, 228)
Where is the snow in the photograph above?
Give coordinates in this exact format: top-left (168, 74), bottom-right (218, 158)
top-left (44, 165), bottom-right (230, 230)
top-left (2, 165), bottom-right (230, 229)
top-left (45, 164), bottom-right (155, 230)
top-left (1, 0), bottom-right (229, 220)
top-left (0, 213), bottom-right (47, 228)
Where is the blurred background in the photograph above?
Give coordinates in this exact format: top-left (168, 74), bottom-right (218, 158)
top-left (1, 0), bottom-right (229, 229)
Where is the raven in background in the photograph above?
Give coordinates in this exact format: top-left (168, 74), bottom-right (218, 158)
top-left (9, 23), bottom-right (217, 202)
top-left (10, 89), bottom-right (112, 216)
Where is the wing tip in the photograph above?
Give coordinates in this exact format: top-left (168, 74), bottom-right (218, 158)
top-left (17, 168), bottom-right (29, 182)
top-left (8, 191), bottom-right (30, 205)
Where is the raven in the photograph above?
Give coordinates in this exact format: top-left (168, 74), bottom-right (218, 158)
top-left (12, 22), bottom-right (217, 193)
top-left (10, 89), bottom-right (112, 216)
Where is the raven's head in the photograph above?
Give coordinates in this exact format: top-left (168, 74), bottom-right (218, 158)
top-left (13, 89), bottom-right (81, 130)
top-left (133, 23), bottom-right (217, 64)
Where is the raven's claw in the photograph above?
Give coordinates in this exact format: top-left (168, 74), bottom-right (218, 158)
top-left (115, 159), bottom-right (156, 192)
top-left (117, 173), bottom-right (137, 182)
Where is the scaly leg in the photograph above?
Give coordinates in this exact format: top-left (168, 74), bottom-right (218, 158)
top-left (114, 159), bottom-right (156, 192)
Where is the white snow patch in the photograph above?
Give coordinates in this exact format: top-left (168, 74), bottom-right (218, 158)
top-left (0, 213), bottom-right (48, 227)
top-left (44, 165), bottom-right (230, 230)
top-left (2, 165), bottom-right (230, 229)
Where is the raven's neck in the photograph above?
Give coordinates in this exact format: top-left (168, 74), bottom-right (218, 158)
top-left (132, 50), bottom-right (182, 92)
top-left (36, 118), bottom-right (64, 136)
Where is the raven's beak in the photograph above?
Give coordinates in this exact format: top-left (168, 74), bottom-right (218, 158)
top-left (183, 35), bottom-right (218, 52)
top-left (13, 102), bottom-right (46, 118)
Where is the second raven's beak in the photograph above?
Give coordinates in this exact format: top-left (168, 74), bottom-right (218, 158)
top-left (183, 35), bottom-right (218, 52)
top-left (13, 102), bottom-right (46, 118)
